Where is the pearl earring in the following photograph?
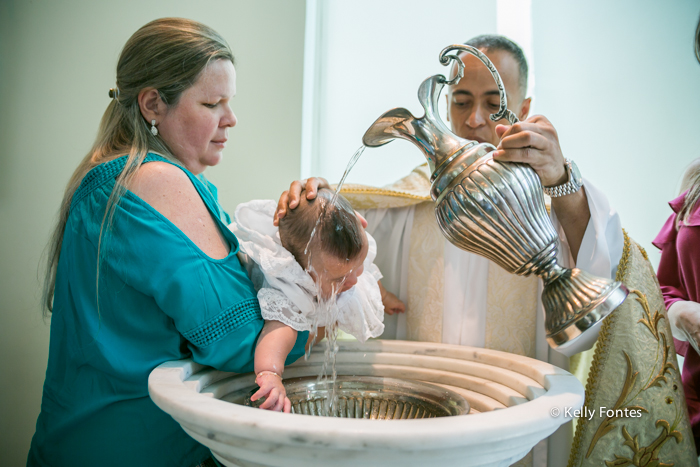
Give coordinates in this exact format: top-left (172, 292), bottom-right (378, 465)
top-left (150, 119), bottom-right (158, 136)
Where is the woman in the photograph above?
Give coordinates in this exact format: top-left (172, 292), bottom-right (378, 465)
top-left (653, 17), bottom-right (700, 454)
top-left (28, 18), bottom-right (308, 467)
top-left (655, 157), bottom-right (700, 454)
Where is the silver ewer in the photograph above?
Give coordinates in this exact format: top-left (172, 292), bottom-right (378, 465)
top-left (362, 44), bottom-right (627, 353)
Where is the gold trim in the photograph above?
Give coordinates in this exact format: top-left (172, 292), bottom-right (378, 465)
top-left (629, 288), bottom-right (677, 392)
top-left (568, 228), bottom-right (631, 467)
top-left (585, 350), bottom-right (648, 458)
top-left (639, 245), bottom-right (649, 261)
top-left (606, 421), bottom-right (683, 467)
top-left (634, 290), bottom-right (663, 342)
top-left (616, 229), bottom-right (633, 283)
top-left (339, 186), bottom-right (431, 201)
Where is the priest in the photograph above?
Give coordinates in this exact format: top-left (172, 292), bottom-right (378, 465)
top-left (275, 35), bottom-right (695, 467)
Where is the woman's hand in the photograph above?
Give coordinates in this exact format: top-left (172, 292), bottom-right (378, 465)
top-left (274, 178), bottom-right (330, 226)
top-left (379, 281), bottom-right (406, 315)
top-left (250, 373), bottom-right (291, 413)
top-left (668, 300), bottom-right (700, 355)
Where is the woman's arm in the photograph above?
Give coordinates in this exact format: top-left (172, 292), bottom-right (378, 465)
top-left (130, 161), bottom-right (230, 258)
top-left (667, 301), bottom-right (700, 355)
top-left (654, 209), bottom-right (697, 353)
top-left (252, 320), bottom-right (297, 412)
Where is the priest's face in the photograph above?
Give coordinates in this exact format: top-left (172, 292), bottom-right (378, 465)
top-left (446, 49), bottom-right (530, 147)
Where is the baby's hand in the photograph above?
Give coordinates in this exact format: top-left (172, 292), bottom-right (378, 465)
top-left (378, 281), bottom-right (406, 315)
top-left (251, 372), bottom-right (291, 413)
top-left (383, 290), bottom-right (406, 315)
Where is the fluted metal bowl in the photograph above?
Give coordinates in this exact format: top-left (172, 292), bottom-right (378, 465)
top-left (235, 376), bottom-right (470, 419)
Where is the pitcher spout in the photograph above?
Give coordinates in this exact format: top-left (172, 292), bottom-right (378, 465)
top-left (362, 75), bottom-right (477, 176)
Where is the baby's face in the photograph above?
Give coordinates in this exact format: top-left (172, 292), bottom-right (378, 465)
top-left (310, 229), bottom-right (368, 300)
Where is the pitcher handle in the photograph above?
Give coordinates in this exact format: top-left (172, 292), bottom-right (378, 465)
top-left (438, 44), bottom-right (519, 126)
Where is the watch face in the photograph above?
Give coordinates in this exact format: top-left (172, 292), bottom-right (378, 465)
top-left (569, 160), bottom-right (583, 185)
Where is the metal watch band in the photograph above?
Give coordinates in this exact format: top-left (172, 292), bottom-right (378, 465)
top-left (543, 183), bottom-right (578, 197)
top-left (543, 159), bottom-right (582, 198)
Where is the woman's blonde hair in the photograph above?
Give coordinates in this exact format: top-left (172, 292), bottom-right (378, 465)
top-left (677, 159), bottom-right (700, 228)
top-left (41, 18), bottom-right (234, 316)
top-left (676, 17), bottom-right (700, 229)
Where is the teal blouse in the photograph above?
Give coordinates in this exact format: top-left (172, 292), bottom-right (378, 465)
top-left (28, 154), bottom-right (308, 467)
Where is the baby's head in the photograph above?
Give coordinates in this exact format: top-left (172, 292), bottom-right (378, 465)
top-left (279, 188), bottom-right (368, 299)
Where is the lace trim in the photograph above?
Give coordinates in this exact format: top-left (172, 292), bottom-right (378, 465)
top-left (182, 298), bottom-right (262, 348)
top-left (258, 289), bottom-right (311, 332)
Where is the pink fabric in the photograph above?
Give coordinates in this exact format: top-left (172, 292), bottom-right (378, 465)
top-left (653, 191), bottom-right (700, 453)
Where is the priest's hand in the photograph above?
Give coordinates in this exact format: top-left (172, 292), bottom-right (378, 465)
top-left (273, 177), bottom-right (368, 228)
top-left (493, 115), bottom-right (590, 262)
top-left (668, 300), bottom-right (700, 355)
top-left (274, 177), bottom-right (330, 226)
top-left (379, 281), bottom-right (406, 315)
top-left (492, 115), bottom-right (566, 187)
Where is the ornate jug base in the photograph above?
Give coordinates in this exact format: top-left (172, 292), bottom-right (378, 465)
top-left (544, 268), bottom-right (628, 356)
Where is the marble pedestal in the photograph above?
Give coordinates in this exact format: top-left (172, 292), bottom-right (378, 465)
top-left (148, 339), bottom-right (584, 467)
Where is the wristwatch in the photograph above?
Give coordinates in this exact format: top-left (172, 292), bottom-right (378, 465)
top-left (543, 159), bottom-right (583, 198)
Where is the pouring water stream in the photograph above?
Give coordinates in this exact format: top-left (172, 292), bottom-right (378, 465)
top-left (302, 144), bottom-right (367, 416)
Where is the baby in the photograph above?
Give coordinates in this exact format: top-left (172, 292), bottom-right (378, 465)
top-left (230, 188), bottom-right (401, 412)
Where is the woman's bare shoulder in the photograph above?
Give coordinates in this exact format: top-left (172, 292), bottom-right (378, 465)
top-left (130, 161), bottom-right (230, 259)
top-left (129, 161), bottom-right (193, 214)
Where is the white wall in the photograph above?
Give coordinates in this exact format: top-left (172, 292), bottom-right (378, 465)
top-left (309, 0), bottom-right (700, 267)
top-left (530, 0), bottom-right (700, 266)
top-left (0, 1), bottom-right (306, 464)
top-left (304, 0), bottom-right (498, 187)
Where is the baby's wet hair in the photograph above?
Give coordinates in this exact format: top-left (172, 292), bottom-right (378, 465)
top-left (279, 188), bottom-right (364, 269)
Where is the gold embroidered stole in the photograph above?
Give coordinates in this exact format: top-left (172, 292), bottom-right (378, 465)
top-left (567, 230), bottom-right (696, 467)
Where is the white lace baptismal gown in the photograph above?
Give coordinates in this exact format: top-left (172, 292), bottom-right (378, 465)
top-left (229, 200), bottom-right (385, 342)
